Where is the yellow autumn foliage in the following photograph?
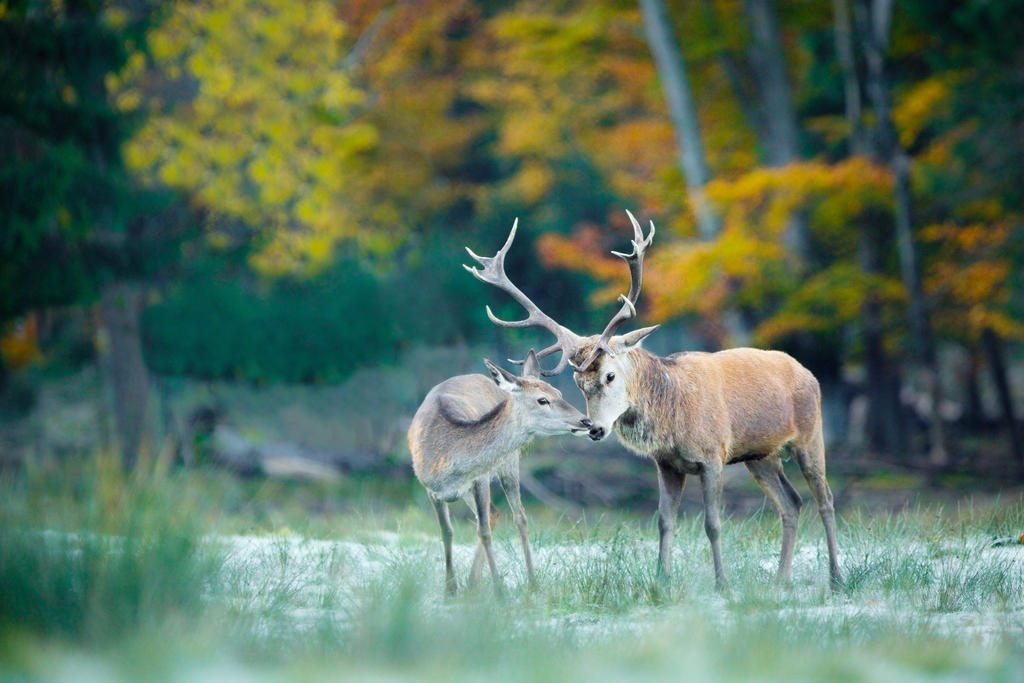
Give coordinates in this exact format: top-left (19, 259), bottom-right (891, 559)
top-left (120, 0), bottom-right (380, 277)
top-left (893, 76), bottom-right (953, 148)
top-left (922, 220), bottom-right (1022, 341)
top-left (0, 316), bottom-right (40, 370)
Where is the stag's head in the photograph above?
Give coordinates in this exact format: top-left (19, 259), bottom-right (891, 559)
top-left (465, 211), bottom-right (660, 442)
top-left (570, 326), bottom-right (657, 441)
top-left (482, 350), bottom-right (589, 436)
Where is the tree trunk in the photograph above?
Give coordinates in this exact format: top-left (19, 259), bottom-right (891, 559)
top-left (964, 352), bottom-right (986, 427)
top-left (100, 281), bottom-right (150, 469)
top-left (744, 0), bottom-right (799, 167)
top-left (856, 0), bottom-right (949, 465)
top-left (835, 0), bottom-right (904, 455)
top-left (831, 0), bottom-right (865, 155)
top-left (857, 232), bottom-right (905, 455)
top-left (743, 0), bottom-right (810, 260)
top-left (638, 0), bottom-right (720, 241)
top-left (981, 327), bottom-right (1024, 472)
top-left (640, 0), bottom-right (756, 347)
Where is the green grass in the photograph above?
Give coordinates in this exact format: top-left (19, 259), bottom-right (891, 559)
top-left (1, 457), bottom-right (1022, 681)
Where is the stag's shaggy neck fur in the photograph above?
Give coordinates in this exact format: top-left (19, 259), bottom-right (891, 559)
top-left (614, 348), bottom-right (691, 458)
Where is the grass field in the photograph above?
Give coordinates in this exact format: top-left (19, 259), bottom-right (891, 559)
top-left (1, 457), bottom-right (1022, 681)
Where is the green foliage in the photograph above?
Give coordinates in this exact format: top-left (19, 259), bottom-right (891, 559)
top-left (142, 253), bottom-right (396, 383)
top-left (141, 236), bottom-right (508, 382)
top-left (0, 456), bottom-right (221, 643)
top-left (0, 1), bottom-right (183, 324)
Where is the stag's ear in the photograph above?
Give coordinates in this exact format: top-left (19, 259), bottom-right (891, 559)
top-left (613, 325), bottom-right (660, 353)
top-left (484, 359), bottom-right (522, 393)
top-left (521, 349), bottom-right (541, 378)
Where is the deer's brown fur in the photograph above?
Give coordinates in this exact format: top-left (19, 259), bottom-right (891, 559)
top-left (466, 213), bottom-right (840, 590)
top-left (572, 340), bottom-right (841, 590)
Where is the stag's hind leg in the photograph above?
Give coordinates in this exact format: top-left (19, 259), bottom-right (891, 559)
top-left (746, 456), bottom-right (802, 583)
top-left (430, 496), bottom-right (457, 596)
top-left (793, 427), bottom-right (842, 588)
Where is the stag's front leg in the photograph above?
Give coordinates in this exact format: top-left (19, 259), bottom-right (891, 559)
top-left (655, 460), bottom-right (686, 579)
top-left (699, 460), bottom-right (727, 592)
top-left (499, 457), bottom-right (536, 587)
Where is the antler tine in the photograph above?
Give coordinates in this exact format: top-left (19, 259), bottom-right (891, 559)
top-left (576, 210), bottom-right (656, 372)
top-left (507, 342), bottom-right (560, 365)
top-left (577, 295), bottom-right (635, 372)
top-left (464, 218), bottom-right (581, 376)
top-left (508, 341), bottom-right (571, 377)
top-left (610, 210), bottom-right (655, 303)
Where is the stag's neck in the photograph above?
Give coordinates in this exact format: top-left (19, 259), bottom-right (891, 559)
top-left (614, 348), bottom-right (685, 456)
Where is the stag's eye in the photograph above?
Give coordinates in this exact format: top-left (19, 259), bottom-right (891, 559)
top-left (605, 372), bottom-right (615, 384)
top-left (537, 397), bottom-right (550, 406)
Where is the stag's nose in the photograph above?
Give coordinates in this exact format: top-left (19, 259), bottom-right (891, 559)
top-left (579, 418), bottom-right (593, 429)
top-left (588, 426), bottom-right (605, 441)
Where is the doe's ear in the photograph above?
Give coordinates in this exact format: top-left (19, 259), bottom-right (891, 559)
top-left (483, 359), bottom-right (522, 393)
top-left (521, 348), bottom-right (541, 378)
top-left (613, 325), bottom-right (660, 353)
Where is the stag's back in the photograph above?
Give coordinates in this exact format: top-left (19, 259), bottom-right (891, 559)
top-left (408, 374), bottom-right (519, 501)
top-left (665, 348), bottom-right (820, 457)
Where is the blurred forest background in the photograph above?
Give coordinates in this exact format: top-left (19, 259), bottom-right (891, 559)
top-left (2, 0), bottom-right (1023, 505)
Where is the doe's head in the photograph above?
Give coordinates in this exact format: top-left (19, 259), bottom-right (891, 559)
top-left (483, 350), bottom-right (589, 437)
top-left (571, 326), bottom-right (658, 441)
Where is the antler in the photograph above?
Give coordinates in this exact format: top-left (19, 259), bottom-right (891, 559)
top-left (464, 219), bottom-right (581, 376)
top-left (574, 210), bottom-right (655, 372)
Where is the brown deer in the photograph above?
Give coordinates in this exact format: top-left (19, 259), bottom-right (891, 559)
top-left (408, 349), bottom-right (589, 596)
top-left (466, 213), bottom-right (841, 591)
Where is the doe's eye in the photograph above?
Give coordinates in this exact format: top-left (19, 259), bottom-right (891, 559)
top-left (605, 372), bottom-right (616, 384)
top-left (537, 397), bottom-right (550, 405)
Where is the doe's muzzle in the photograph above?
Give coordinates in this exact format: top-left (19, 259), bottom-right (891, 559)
top-left (588, 426), bottom-right (606, 441)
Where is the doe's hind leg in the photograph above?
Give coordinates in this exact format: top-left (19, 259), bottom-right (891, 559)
top-left (471, 478), bottom-right (504, 597)
top-left (430, 496), bottom-right (457, 596)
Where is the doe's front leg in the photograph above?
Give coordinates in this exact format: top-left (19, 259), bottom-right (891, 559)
top-left (499, 457), bottom-right (536, 587)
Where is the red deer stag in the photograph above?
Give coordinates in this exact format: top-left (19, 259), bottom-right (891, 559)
top-left (466, 213), bottom-right (842, 591)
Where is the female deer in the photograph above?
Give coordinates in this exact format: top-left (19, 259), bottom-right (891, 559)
top-left (408, 351), bottom-right (589, 596)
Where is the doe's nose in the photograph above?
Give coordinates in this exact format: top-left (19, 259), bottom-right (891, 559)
top-left (588, 426), bottom-right (605, 441)
top-left (579, 418), bottom-right (593, 429)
